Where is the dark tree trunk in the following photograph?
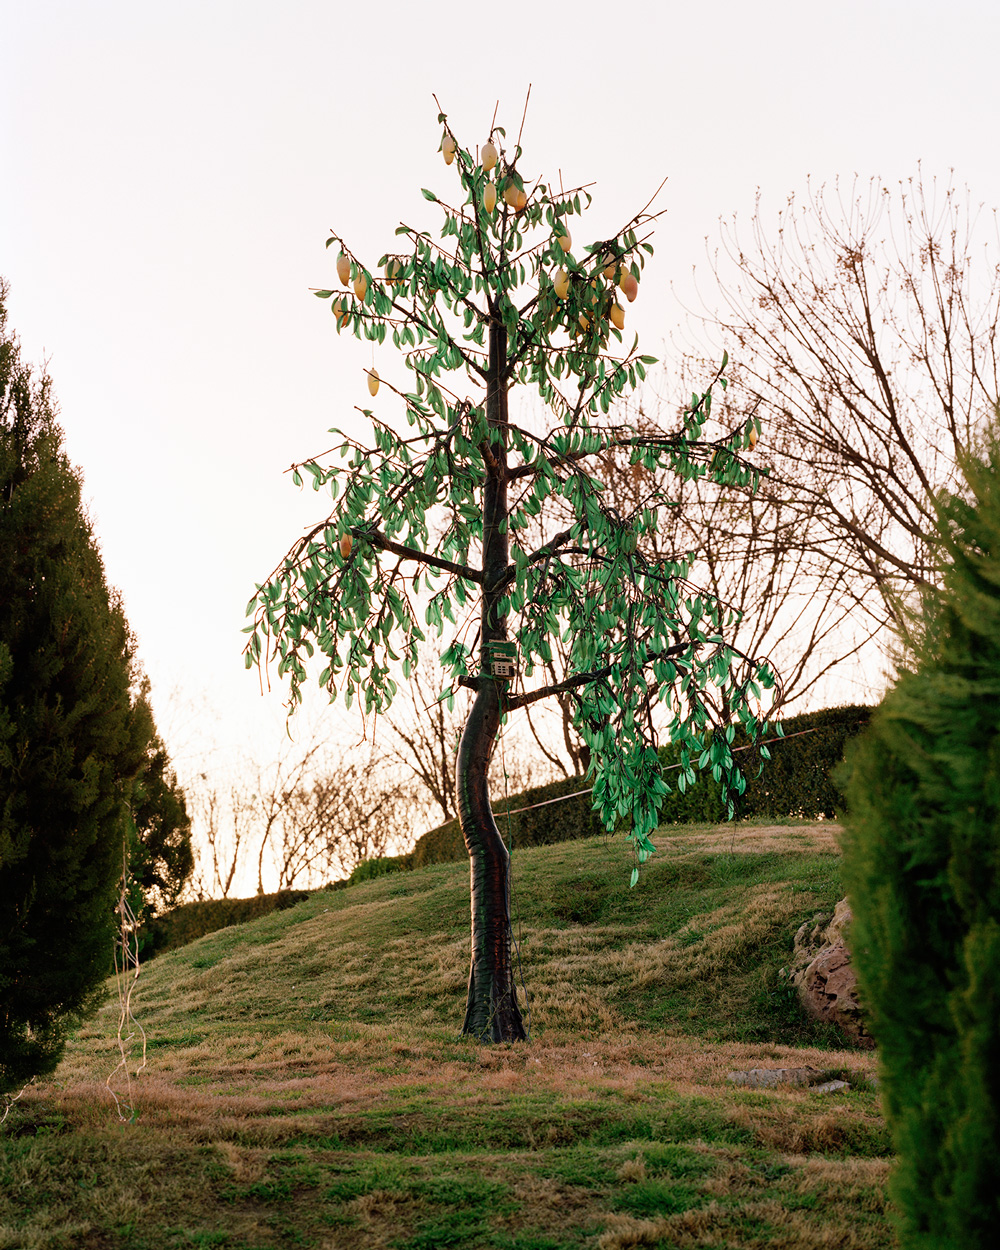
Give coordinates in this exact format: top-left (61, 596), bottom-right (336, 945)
top-left (456, 683), bottom-right (526, 1041)
top-left (456, 321), bottom-right (527, 1043)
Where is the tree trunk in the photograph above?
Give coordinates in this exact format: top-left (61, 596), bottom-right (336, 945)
top-left (455, 320), bottom-right (527, 1043)
top-left (456, 684), bottom-right (526, 1042)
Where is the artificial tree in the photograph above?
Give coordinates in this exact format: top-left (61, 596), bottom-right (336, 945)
top-left (246, 106), bottom-right (775, 1041)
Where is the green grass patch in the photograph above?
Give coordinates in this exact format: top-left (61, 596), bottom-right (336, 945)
top-left (0, 820), bottom-right (892, 1249)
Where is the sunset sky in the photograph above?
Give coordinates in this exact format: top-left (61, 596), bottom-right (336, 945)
top-left (3, 0), bottom-right (999, 784)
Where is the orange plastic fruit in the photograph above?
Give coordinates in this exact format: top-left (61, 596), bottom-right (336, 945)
top-left (620, 271), bottom-right (639, 303)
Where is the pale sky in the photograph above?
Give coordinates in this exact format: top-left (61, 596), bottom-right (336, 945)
top-left (3, 0), bottom-right (1000, 778)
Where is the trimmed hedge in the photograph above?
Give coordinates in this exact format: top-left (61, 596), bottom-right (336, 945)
top-left (138, 889), bottom-right (311, 960)
top-left (346, 855), bottom-right (410, 885)
top-left (657, 703), bottom-right (876, 823)
top-left (389, 704), bottom-right (876, 879)
top-left (742, 703), bottom-right (875, 817)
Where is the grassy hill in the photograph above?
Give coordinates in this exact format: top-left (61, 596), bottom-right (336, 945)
top-left (0, 820), bottom-right (892, 1250)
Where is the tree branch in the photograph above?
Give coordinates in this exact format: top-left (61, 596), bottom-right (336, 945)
top-left (358, 526), bottom-right (483, 583)
top-left (503, 641), bottom-right (691, 712)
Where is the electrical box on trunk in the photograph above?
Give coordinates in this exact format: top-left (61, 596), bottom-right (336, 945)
top-left (485, 639), bottom-right (518, 680)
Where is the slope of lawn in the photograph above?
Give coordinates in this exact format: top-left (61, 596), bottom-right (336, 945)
top-left (0, 819), bottom-right (892, 1250)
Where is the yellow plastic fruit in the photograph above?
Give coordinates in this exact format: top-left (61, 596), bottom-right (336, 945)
top-left (578, 312), bottom-right (590, 332)
top-left (503, 180), bottom-right (520, 209)
top-left (337, 252), bottom-right (351, 286)
top-left (384, 258), bottom-right (404, 283)
top-left (610, 303), bottom-right (625, 330)
top-left (602, 252), bottom-right (617, 281)
top-left (367, 368), bottom-right (379, 397)
top-left (553, 268), bottom-right (570, 299)
top-left (748, 427), bottom-right (759, 450)
top-left (442, 134), bottom-right (456, 165)
top-left (483, 181), bottom-right (497, 214)
top-left (557, 226), bottom-right (572, 252)
top-left (354, 272), bottom-right (368, 301)
top-left (482, 140), bottom-right (498, 172)
top-left (515, 189), bottom-right (527, 212)
top-left (332, 298), bottom-right (350, 329)
top-left (340, 533), bottom-right (353, 560)
top-left (620, 271), bottom-right (639, 303)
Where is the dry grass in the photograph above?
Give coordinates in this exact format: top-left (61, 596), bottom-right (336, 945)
top-left (657, 820), bottom-right (843, 857)
top-left (0, 821), bottom-right (891, 1249)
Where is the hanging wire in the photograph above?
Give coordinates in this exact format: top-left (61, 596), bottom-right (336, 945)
top-left (484, 724), bottom-right (825, 819)
top-left (105, 818), bottom-right (147, 1122)
top-left (0, 1078), bottom-right (34, 1127)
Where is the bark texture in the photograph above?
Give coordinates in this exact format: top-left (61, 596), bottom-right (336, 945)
top-left (456, 321), bottom-right (527, 1043)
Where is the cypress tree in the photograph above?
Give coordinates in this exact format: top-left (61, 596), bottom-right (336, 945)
top-left (0, 281), bottom-right (160, 1095)
top-left (842, 432), bottom-right (1000, 1247)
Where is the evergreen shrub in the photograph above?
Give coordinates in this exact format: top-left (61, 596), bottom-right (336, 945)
top-left (841, 435), bottom-right (1000, 1248)
top-left (1, 287), bottom-right (154, 1095)
top-left (739, 703), bottom-right (874, 818)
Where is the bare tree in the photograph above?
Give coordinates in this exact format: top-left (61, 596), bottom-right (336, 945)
top-left (256, 750), bottom-right (410, 888)
top-left (586, 404), bottom-right (875, 711)
top-left (383, 658), bottom-right (464, 823)
top-left (188, 776), bottom-right (256, 900)
top-left (681, 173), bottom-right (1000, 683)
top-left (383, 649), bottom-right (557, 824)
top-left (183, 731), bottom-right (417, 898)
top-left (519, 672), bottom-right (591, 778)
top-left (251, 736), bottom-right (330, 894)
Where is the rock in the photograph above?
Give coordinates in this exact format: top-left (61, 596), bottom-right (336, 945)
top-left (788, 898), bottom-right (875, 1048)
top-left (728, 1065), bottom-right (833, 1088)
top-left (727, 1067), bottom-right (850, 1093)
